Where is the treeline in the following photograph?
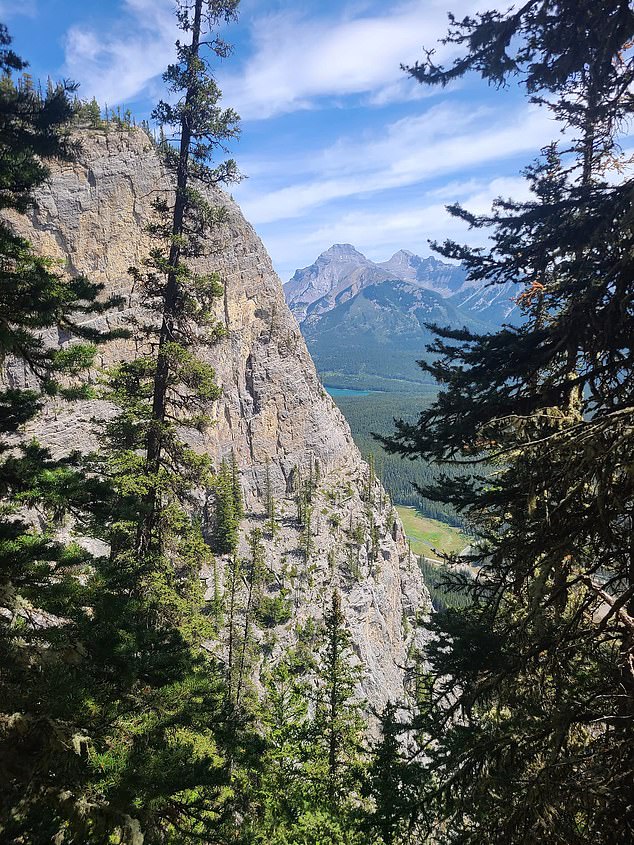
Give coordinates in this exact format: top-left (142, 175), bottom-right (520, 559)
top-left (13, 59), bottom-right (180, 144)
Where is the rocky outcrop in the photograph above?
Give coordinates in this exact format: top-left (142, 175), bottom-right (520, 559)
top-left (378, 250), bottom-right (466, 298)
top-left (6, 128), bottom-right (429, 712)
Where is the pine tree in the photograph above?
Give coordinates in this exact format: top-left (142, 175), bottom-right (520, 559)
top-left (252, 595), bottom-right (367, 844)
top-left (230, 448), bottom-right (244, 521)
top-left (264, 457), bottom-right (278, 537)
top-left (363, 702), bottom-right (422, 845)
top-left (312, 590), bottom-right (365, 811)
top-left (0, 27), bottom-right (127, 841)
top-left (382, 3), bottom-right (634, 842)
top-left (1, 2), bottom-right (251, 841)
top-left (212, 458), bottom-right (241, 554)
top-left (72, 1), bottom-right (246, 838)
top-left (233, 528), bottom-right (266, 710)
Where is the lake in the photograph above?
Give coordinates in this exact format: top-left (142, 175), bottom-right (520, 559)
top-left (325, 386), bottom-right (373, 397)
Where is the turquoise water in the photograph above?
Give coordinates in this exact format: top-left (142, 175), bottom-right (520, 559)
top-left (325, 386), bottom-right (372, 397)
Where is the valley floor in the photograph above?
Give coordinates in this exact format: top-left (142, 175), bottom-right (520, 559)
top-left (395, 506), bottom-right (468, 560)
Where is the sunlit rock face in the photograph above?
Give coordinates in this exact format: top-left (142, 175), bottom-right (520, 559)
top-left (6, 128), bottom-right (430, 713)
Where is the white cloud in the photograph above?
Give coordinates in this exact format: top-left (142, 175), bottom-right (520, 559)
top-left (0, 0), bottom-right (36, 18)
top-left (261, 174), bottom-right (533, 281)
top-left (62, 0), bottom-right (177, 106)
top-left (235, 103), bottom-right (555, 224)
top-left (220, 0), bottom-right (480, 119)
top-left (58, 0), bottom-right (486, 115)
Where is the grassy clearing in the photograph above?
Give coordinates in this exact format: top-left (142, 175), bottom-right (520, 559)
top-left (396, 506), bottom-right (468, 560)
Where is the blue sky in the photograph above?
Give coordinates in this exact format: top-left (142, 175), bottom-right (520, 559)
top-left (3, 0), bottom-right (563, 281)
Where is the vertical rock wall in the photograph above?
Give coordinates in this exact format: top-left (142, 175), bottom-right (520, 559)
top-left (6, 128), bottom-right (430, 710)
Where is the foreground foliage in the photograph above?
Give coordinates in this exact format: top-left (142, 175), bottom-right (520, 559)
top-left (0, 24), bottom-right (129, 840)
top-left (383, 1), bottom-right (634, 842)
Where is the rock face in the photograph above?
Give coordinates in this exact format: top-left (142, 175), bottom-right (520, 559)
top-left (6, 128), bottom-right (429, 712)
top-left (378, 250), bottom-right (466, 298)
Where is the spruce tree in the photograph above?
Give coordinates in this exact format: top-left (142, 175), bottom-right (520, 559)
top-left (363, 702), bottom-right (421, 845)
top-left (264, 457), bottom-right (278, 537)
top-left (251, 657), bottom-right (311, 843)
top-left (211, 458), bottom-right (241, 554)
top-left (233, 528), bottom-right (266, 710)
top-left (311, 591), bottom-right (365, 815)
top-left (3, 1), bottom-right (251, 840)
top-left (382, 2), bottom-right (634, 842)
top-left (0, 27), bottom-right (126, 841)
top-left (71, 1), bottom-right (247, 839)
top-left (253, 594), bottom-right (367, 844)
top-left (230, 448), bottom-right (244, 521)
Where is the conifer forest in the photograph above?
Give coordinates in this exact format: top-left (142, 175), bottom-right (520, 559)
top-left (0, 1), bottom-right (633, 843)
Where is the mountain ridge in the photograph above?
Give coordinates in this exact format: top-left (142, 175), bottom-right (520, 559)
top-left (285, 243), bottom-right (517, 327)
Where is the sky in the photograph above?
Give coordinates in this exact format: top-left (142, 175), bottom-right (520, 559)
top-left (3, 0), bottom-right (565, 281)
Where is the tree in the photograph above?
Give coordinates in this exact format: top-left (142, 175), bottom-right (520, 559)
top-left (70, 1), bottom-right (247, 839)
top-left (233, 528), bottom-right (266, 711)
top-left (249, 657), bottom-right (311, 843)
top-left (1, 1), bottom-right (254, 841)
top-left (362, 702), bottom-right (422, 845)
top-left (312, 591), bottom-right (365, 812)
top-left (300, 496), bottom-right (314, 562)
top-left (251, 594), bottom-right (367, 845)
top-left (264, 457), bottom-right (278, 537)
top-left (230, 448), bottom-right (244, 521)
top-left (382, 2), bottom-right (634, 842)
top-left (365, 452), bottom-right (375, 505)
top-left (211, 458), bottom-right (241, 554)
top-left (0, 26), bottom-right (128, 842)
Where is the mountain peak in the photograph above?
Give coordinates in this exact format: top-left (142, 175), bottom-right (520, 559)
top-left (318, 243), bottom-right (368, 262)
top-left (378, 249), bottom-right (422, 282)
top-left (285, 243), bottom-right (475, 323)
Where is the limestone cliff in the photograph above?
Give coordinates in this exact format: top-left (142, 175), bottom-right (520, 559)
top-left (6, 128), bottom-right (429, 710)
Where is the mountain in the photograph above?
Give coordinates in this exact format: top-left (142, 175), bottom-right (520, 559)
top-left (5, 128), bottom-right (429, 712)
top-left (284, 244), bottom-right (519, 389)
top-left (378, 249), bottom-right (466, 297)
top-left (301, 279), bottom-right (480, 388)
top-left (450, 274), bottom-right (519, 324)
top-left (284, 243), bottom-right (391, 323)
top-left (285, 244), bottom-right (518, 331)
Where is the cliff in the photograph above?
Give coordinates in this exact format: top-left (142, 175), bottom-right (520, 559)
top-left (5, 128), bottom-right (430, 710)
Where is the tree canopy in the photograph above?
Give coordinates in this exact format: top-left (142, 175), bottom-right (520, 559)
top-left (382, 2), bottom-right (634, 842)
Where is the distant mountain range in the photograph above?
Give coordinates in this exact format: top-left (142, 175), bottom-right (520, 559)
top-left (284, 244), bottom-right (518, 391)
